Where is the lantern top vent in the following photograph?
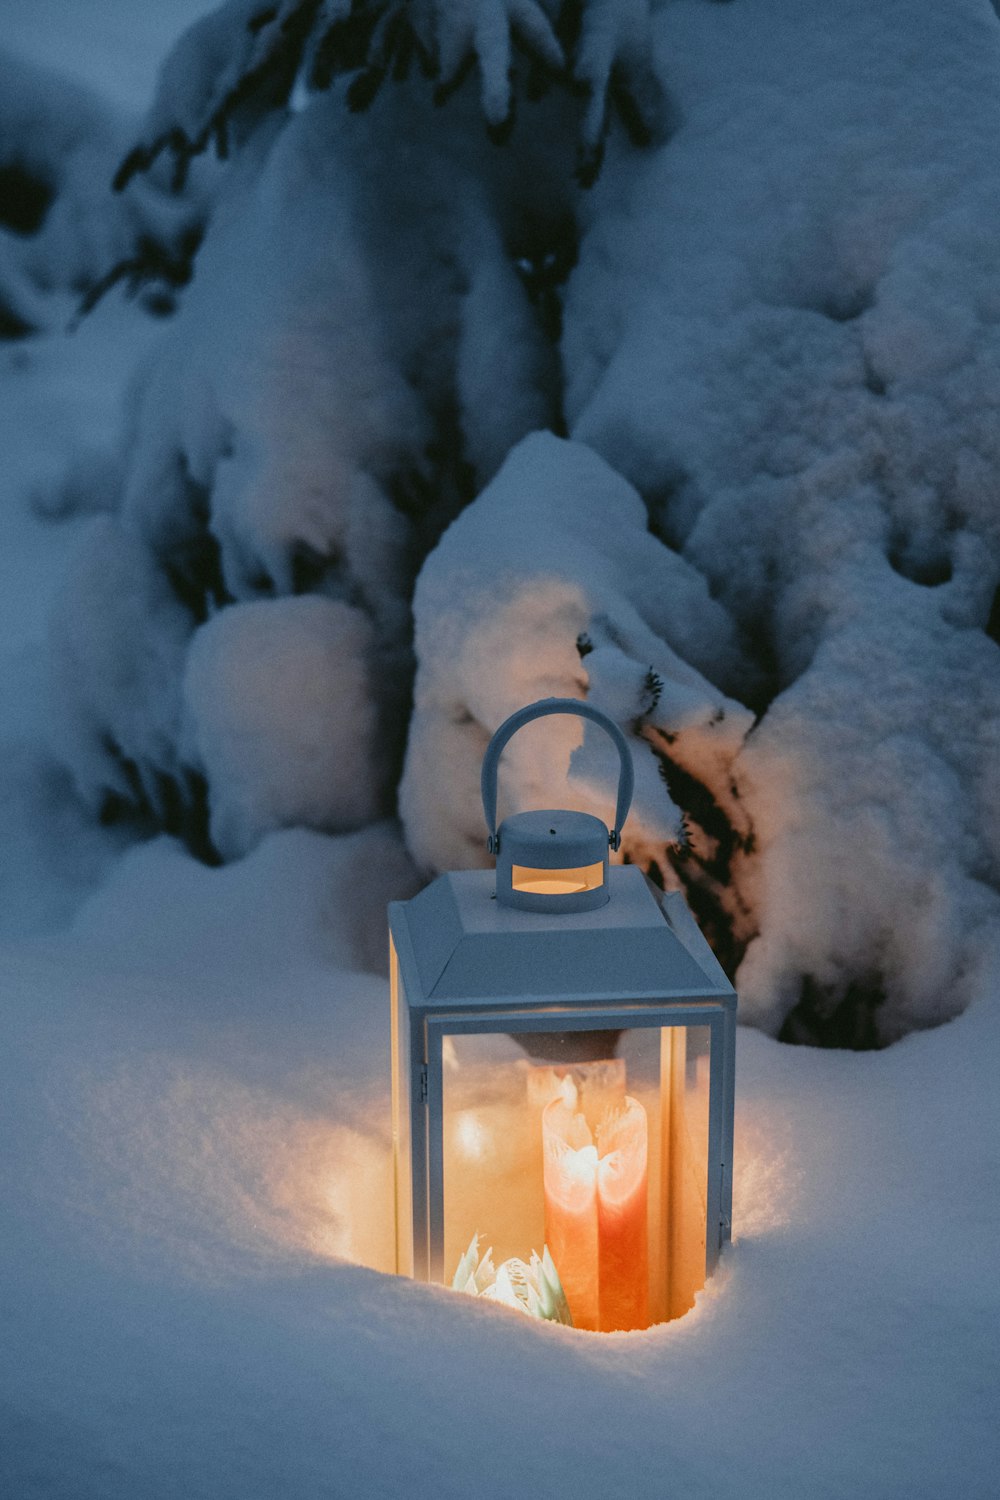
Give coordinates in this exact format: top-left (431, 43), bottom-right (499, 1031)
top-left (482, 698), bottom-right (635, 915)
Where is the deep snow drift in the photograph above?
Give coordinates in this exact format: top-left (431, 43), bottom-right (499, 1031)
top-left (2, 825), bottom-right (998, 1499)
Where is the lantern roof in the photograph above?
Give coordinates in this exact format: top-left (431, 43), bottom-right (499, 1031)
top-left (389, 866), bottom-right (734, 1010)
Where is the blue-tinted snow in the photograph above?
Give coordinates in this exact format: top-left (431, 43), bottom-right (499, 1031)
top-left (1, 2), bottom-right (998, 1495)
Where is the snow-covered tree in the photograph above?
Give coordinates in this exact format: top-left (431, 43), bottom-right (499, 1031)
top-left (0, 48), bottom-right (199, 337)
top-left (28, 0), bottom-right (1000, 1048)
top-left (39, 0), bottom-right (665, 860)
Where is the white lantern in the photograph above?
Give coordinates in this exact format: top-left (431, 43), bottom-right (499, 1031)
top-left (389, 699), bottom-right (735, 1330)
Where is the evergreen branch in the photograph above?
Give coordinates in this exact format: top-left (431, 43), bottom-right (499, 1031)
top-left (113, 0), bottom-right (663, 194)
top-left (114, 0), bottom-right (322, 194)
top-left (609, 64), bottom-right (654, 149)
top-left (113, 128), bottom-right (191, 194)
top-left (311, 3), bottom-right (386, 89)
top-left (485, 92), bottom-right (517, 146)
top-left (74, 224), bottom-right (204, 321)
top-left (248, 5), bottom-right (280, 34)
top-left (433, 50), bottom-right (476, 107)
top-left (575, 85), bottom-right (610, 188)
top-left (640, 666), bottom-right (663, 716)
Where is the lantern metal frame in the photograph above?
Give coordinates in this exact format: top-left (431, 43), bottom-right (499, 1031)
top-left (389, 698), bottom-right (736, 1320)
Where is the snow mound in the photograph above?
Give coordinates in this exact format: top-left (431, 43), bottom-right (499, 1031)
top-left (401, 431), bottom-right (753, 872)
top-left (182, 597), bottom-right (382, 860)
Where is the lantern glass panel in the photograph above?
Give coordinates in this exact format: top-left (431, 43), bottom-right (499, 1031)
top-left (440, 1022), bottom-right (710, 1331)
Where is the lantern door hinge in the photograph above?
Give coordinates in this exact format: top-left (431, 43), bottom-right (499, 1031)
top-left (419, 1065), bottom-right (428, 1103)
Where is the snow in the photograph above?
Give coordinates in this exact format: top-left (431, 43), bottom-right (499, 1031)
top-left (1, 834), bottom-right (997, 1497)
top-left (43, 96), bottom-right (426, 842)
top-left (40, 46), bottom-right (572, 849)
top-left (434, 0), bottom-right (562, 128)
top-left (48, 513), bottom-right (194, 815)
top-left (182, 596), bottom-right (383, 858)
top-left (0, 46), bottom-right (193, 325)
top-left (563, 0), bottom-right (1000, 1039)
top-left (116, 102), bottom-right (422, 609)
top-left (1, 0), bottom-right (211, 114)
top-left (401, 431), bottom-right (753, 873)
top-left (0, 290), bottom-right (167, 934)
top-left (1, 1), bottom-right (999, 1496)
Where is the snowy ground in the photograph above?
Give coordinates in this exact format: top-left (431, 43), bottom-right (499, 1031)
top-left (2, 5), bottom-right (999, 1498)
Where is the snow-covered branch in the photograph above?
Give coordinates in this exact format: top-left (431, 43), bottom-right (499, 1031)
top-left (0, 49), bottom-right (192, 330)
top-left (400, 432), bottom-right (754, 874)
top-left (114, 0), bottom-right (664, 193)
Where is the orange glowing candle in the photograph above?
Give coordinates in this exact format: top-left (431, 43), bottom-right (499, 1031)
top-left (596, 1099), bottom-right (648, 1331)
top-left (542, 1085), bottom-right (649, 1332)
top-left (545, 1160), bottom-right (599, 1327)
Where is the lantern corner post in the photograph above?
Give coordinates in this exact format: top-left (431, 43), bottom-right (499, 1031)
top-left (720, 990), bottom-right (737, 1253)
top-left (423, 1022), bottom-right (448, 1286)
top-left (388, 904), bottom-right (437, 1283)
top-left (701, 996), bottom-right (737, 1278)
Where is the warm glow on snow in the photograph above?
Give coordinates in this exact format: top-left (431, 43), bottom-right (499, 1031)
top-left (73, 1058), bottom-right (395, 1276)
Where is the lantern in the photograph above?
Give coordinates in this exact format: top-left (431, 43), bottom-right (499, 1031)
top-left (389, 699), bottom-right (735, 1330)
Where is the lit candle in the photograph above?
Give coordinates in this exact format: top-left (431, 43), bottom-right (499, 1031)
top-left (542, 1081), bottom-right (649, 1332)
top-left (596, 1100), bottom-right (648, 1332)
top-left (543, 1118), bottom-right (600, 1330)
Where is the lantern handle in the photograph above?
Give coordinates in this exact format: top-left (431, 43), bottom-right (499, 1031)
top-left (481, 697), bottom-right (635, 854)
